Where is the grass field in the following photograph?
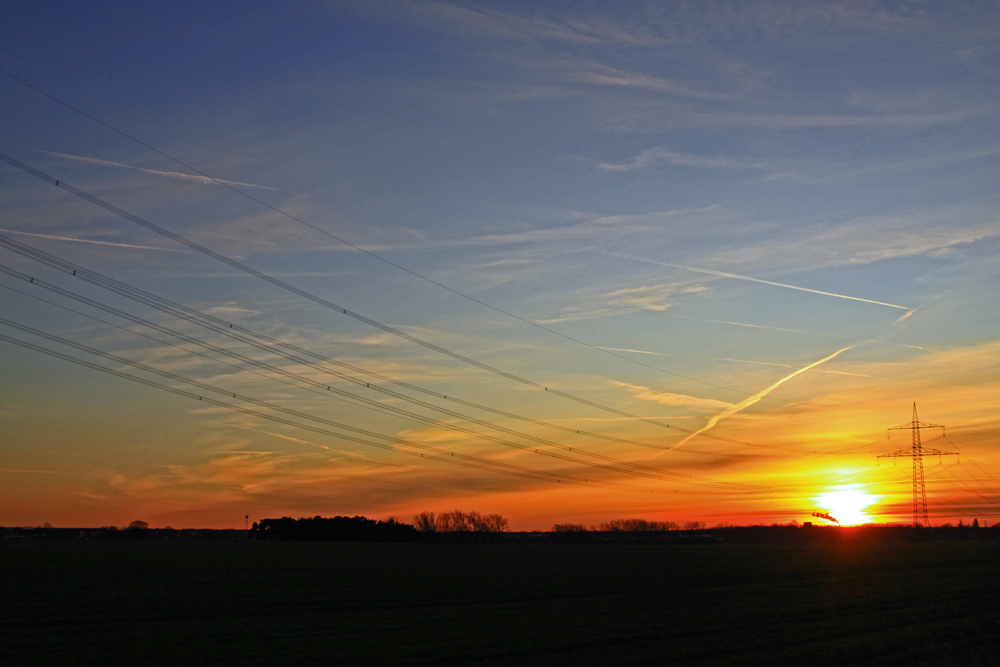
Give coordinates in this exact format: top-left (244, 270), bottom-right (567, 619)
top-left (3, 538), bottom-right (998, 666)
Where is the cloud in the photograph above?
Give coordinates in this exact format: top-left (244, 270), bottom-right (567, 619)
top-left (541, 281), bottom-right (710, 323)
top-left (602, 283), bottom-right (709, 312)
top-left (559, 62), bottom-right (727, 99)
top-left (599, 147), bottom-right (774, 172)
top-left (612, 381), bottom-right (733, 409)
top-left (705, 209), bottom-right (1000, 273)
top-left (369, 2), bottom-right (662, 47)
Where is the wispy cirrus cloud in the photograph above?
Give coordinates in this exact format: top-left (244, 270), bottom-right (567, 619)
top-left (367, 2), bottom-right (663, 47)
top-left (612, 381), bottom-right (732, 409)
top-left (599, 147), bottom-right (774, 172)
top-left (702, 208), bottom-right (1000, 273)
top-left (541, 281), bottom-right (710, 323)
top-left (560, 62), bottom-right (727, 99)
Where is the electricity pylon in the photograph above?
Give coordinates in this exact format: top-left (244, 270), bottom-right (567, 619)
top-left (877, 403), bottom-right (957, 527)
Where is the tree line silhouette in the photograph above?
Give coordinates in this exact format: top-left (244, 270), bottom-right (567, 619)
top-left (413, 510), bottom-right (508, 533)
top-left (553, 519), bottom-right (707, 532)
top-left (250, 516), bottom-right (420, 542)
top-left (249, 511), bottom-right (511, 543)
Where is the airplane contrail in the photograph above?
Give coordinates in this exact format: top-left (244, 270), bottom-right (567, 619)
top-left (599, 250), bottom-right (911, 310)
top-left (0, 228), bottom-right (188, 252)
top-left (40, 151), bottom-right (276, 190)
top-left (672, 313), bottom-right (847, 338)
top-left (593, 346), bottom-right (665, 356)
top-left (668, 346), bottom-right (854, 451)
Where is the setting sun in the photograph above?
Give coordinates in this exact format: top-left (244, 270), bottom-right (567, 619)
top-left (817, 487), bottom-right (878, 526)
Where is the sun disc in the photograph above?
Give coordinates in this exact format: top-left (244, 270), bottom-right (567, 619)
top-left (817, 487), bottom-right (877, 526)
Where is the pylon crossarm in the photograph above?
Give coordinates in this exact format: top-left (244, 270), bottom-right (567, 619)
top-left (878, 448), bottom-right (958, 459)
top-left (888, 421), bottom-right (944, 431)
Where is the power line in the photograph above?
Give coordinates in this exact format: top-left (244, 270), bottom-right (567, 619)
top-left (0, 281), bottom-right (445, 427)
top-left (0, 166), bottom-right (821, 456)
top-left (0, 267), bottom-right (776, 491)
top-left (0, 328), bottom-right (755, 496)
top-left (937, 464), bottom-right (1000, 506)
top-left (0, 67), bottom-right (783, 403)
top-left (0, 232), bottom-right (802, 456)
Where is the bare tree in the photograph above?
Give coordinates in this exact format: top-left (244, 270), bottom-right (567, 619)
top-left (414, 510), bottom-right (508, 533)
top-left (413, 512), bottom-right (437, 532)
top-left (436, 510), bottom-right (464, 532)
top-left (599, 518), bottom-right (677, 532)
top-left (683, 521), bottom-right (706, 531)
top-left (552, 523), bottom-right (590, 532)
top-left (483, 514), bottom-right (509, 532)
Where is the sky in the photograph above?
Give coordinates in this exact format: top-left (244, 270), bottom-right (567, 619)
top-left (1, 1), bottom-right (998, 530)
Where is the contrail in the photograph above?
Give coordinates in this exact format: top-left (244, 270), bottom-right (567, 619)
top-left (40, 151), bottom-right (275, 190)
top-left (599, 250), bottom-right (911, 310)
top-left (672, 313), bottom-right (847, 338)
top-left (594, 346), bottom-right (665, 356)
top-left (669, 346), bottom-right (854, 451)
top-left (0, 228), bottom-right (188, 252)
top-left (714, 358), bottom-right (793, 368)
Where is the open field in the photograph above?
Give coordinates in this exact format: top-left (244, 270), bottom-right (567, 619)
top-left (3, 538), bottom-right (998, 666)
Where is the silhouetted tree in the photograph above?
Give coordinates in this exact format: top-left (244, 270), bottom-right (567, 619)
top-left (127, 520), bottom-right (150, 530)
top-left (599, 518), bottom-right (677, 532)
top-left (552, 523), bottom-right (590, 532)
top-left (483, 513), bottom-right (508, 532)
top-left (249, 515), bottom-right (419, 542)
top-left (412, 510), bottom-right (508, 539)
top-left (413, 512), bottom-right (437, 532)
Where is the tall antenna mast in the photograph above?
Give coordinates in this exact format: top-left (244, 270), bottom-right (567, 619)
top-left (877, 403), bottom-right (957, 527)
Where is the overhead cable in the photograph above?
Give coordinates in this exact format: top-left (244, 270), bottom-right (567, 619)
top-left (0, 271), bottom-right (775, 491)
top-left (0, 163), bottom-right (820, 456)
top-left (0, 67), bottom-right (780, 402)
top-left (0, 231), bottom-right (805, 456)
top-left (0, 328), bottom-right (755, 496)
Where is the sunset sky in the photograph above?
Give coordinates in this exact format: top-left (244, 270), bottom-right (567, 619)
top-left (1, 1), bottom-right (998, 530)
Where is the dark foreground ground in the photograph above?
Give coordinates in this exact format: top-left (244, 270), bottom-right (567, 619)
top-left (3, 538), bottom-right (998, 666)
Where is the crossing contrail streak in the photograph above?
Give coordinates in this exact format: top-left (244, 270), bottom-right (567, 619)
top-left (593, 346), bottom-right (665, 356)
top-left (0, 228), bottom-right (188, 252)
top-left (599, 250), bottom-right (911, 310)
top-left (671, 313), bottom-right (847, 338)
top-left (40, 151), bottom-right (276, 190)
top-left (668, 346), bottom-right (854, 452)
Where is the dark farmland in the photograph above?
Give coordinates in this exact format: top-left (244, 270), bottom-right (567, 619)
top-left (3, 538), bottom-right (998, 666)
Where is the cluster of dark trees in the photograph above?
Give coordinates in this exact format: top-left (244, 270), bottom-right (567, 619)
top-left (250, 516), bottom-right (419, 542)
top-left (413, 510), bottom-right (508, 533)
top-left (552, 519), bottom-right (707, 532)
top-left (248, 511), bottom-right (511, 543)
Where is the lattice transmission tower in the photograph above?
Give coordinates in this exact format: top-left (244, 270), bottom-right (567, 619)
top-left (877, 403), bottom-right (957, 527)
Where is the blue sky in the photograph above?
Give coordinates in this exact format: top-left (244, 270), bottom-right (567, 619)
top-left (1, 1), bottom-right (998, 528)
